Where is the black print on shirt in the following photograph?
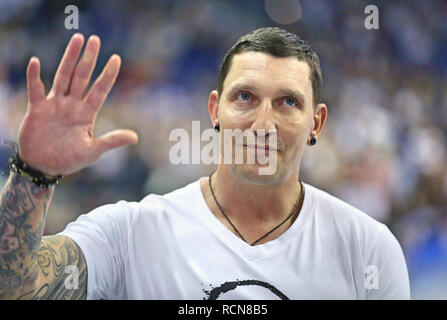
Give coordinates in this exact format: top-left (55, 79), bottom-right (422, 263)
top-left (203, 280), bottom-right (290, 300)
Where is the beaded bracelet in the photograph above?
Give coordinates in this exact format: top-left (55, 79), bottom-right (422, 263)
top-left (2, 139), bottom-right (62, 188)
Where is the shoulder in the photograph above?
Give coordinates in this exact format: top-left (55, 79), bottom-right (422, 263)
top-left (89, 177), bottom-right (204, 218)
top-left (304, 183), bottom-right (388, 246)
top-left (64, 177), bottom-right (205, 236)
top-left (60, 178), bottom-right (205, 250)
top-left (304, 183), bottom-right (409, 295)
top-left (134, 177), bottom-right (205, 219)
top-left (305, 183), bottom-right (385, 227)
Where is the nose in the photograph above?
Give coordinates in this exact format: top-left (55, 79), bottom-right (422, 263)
top-left (250, 99), bottom-right (277, 137)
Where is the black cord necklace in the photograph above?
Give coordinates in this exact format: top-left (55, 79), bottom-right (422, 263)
top-left (208, 172), bottom-right (305, 246)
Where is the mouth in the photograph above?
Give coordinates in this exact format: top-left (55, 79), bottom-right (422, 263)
top-left (244, 144), bottom-right (278, 152)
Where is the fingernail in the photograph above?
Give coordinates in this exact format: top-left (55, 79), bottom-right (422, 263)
top-left (107, 55), bottom-right (121, 74)
top-left (107, 63), bottom-right (118, 75)
top-left (72, 33), bottom-right (84, 41)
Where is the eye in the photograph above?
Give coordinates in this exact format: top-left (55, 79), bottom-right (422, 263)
top-left (236, 92), bottom-right (252, 102)
top-left (283, 97), bottom-right (297, 107)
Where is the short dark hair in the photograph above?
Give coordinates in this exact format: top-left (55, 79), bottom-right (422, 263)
top-left (217, 27), bottom-right (322, 107)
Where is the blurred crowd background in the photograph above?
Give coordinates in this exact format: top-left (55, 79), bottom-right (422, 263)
top-left (0, 0), bottom-right (446, 299)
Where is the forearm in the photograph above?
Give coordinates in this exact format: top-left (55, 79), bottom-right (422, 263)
top-left (0, 172), bottom-right (55, 297)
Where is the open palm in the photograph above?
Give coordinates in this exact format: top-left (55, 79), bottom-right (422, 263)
top-left (17, 33), bottom-right (138, 177)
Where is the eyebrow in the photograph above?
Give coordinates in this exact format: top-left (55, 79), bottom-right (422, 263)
top-left (226, 84), bottom-right (306, 106)
top-left (226, 84), bottom-right (257, 96)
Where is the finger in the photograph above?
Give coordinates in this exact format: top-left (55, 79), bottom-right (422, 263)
top-left (51, 33), bottom-right (85, 96)
top-left (92, 129), bottom-right (138, 159)
top-left (84, 54), bottom-right (121, 113)
top-left (69, 35), bottom-right (101, 98)
top-left (26, 57), bottom-right (46, 106)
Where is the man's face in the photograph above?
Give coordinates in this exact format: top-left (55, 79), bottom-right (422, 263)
top-left (211, 51), bottom-right (320, 184)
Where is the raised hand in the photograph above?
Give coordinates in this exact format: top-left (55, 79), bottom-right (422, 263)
top-left (17, 33), bottom-right (138, 177)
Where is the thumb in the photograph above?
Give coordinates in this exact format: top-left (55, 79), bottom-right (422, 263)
top-left (92, 129), bottom-right (138, 159)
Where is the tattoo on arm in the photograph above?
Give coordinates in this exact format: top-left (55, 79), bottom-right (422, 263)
top-left (29, 235), bottom-right (87, 300)
top-left (0, 173), bottom-right (87, 299)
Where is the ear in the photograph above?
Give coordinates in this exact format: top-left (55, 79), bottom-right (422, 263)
top-left (311, 103), bottom-right (328, 138)
top-left (208, 90), bottom-right (219, 127)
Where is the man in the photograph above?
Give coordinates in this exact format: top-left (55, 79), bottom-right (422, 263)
top-left (0, 27), bottom-right (410, 299)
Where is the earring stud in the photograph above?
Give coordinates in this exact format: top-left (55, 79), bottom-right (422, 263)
top-left (310, 137), bottom-right (317, 145)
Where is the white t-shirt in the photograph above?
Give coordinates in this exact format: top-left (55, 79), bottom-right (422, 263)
top-left (59, 177), bottom-right (410, 300)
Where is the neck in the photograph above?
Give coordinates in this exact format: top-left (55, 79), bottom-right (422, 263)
top-left (210, 165), bottom-right (302, 225)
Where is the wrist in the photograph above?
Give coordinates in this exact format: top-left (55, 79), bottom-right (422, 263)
top-left (10, 155), bottom-right (63, 188)
top-left (2, 140), bottom-right (63, 188)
